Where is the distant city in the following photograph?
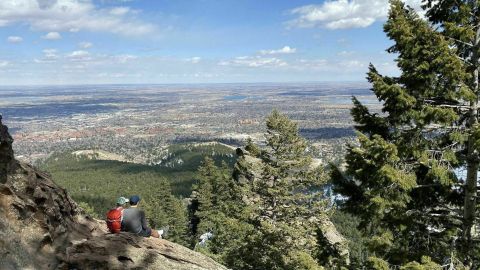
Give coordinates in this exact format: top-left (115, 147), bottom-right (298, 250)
top-left (0, 82), bottom-right (379, 165)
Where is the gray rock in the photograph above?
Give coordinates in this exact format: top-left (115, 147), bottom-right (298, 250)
top-left (58, 233), bottom-right (228, 270)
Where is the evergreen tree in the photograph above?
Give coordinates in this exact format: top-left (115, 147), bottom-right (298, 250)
top-left (165, 197), bottom-right (189, 245)
top-left (333, 0), bottom-right (480, 267)
top-left (245, 137), bottom-right (261, 157)
top-left (329, 210), bottom-right (367, 268)
top-left (192, 112), bottom-right (348, 269)
top-left (192, 157), bottom-right (243, 234)
top-left (424, 0), bottom-right (480, 257)
top-left (78, 201), bottom-right (99, 219)
top-left (237, 110), bottom-right (330, 270)
top-left (143, 177), bottom-right (189, 245)
top-left (189, 157), bottom-right (252, 265)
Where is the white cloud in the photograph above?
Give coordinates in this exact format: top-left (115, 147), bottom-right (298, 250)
top-left (288, 0), bottom-right (422, 29)
top-left (185, 57), bottom-right (201, 64)
top-left (110, 7), bottom-right (130, 16)
top-left (42, 32), bottom-right (62, 40)
top-left (34, 48), bottom-right (59, 63)
top-left (34, 49), bottom-right (138, 65)
top-left (337, 50), bottom-right (355, 56)
top-left (288, 58), bottom-right (370, 73)
top-left (0, 61), bottom-right (9, 68)
top-left (7, 36), bottom-right (23, 43)
top-left (340, 60), bottom-right (366, 69)
top-left (259, 46), bottom-right (297, 55)
top-left (78, 41), bottom-right (93, 49)
top-left (114, 54), bottom-right (137, 63)
top-left (68, 50), bottom-right (89, 57)
top-left (67, 50), bottom-right (91, 61)
top-left (294, 59), bottom-right (328, 70)
top-left (0, 0), bottom-right (155, 36)
top-left (97, 72), bottom-right (130, 78)
top-left (219, 56), bottom-right (287, 68)
top-left (43, 49), bottom-right (58, 58)
top-left (100, 0), bottom-right (135, 3)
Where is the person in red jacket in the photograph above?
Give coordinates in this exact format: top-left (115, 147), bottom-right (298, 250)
top-left (106, 196), bottom-right (129, 233)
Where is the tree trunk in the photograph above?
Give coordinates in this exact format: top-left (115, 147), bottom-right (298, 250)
top-left (463, 21), bottom-right (480, 254)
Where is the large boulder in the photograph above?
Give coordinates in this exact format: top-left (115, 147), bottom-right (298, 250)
top-left (0, 117), bottom-right (227, 270)
top-left (60, 233), bottom-right (227, 270)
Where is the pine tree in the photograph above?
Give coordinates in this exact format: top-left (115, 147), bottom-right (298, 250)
top-left (165, 198), bottom-right (189, 245)
top-left (236, 110), bottom-right (330, 269)
top-left (423, 0), bottom-right (480, 256)
top-left (333, 0), bottom-right (480, 267)
top-left (245, 137), bottom-right (261, 157)
top-left (143, 177), bottom-right (189, 245)
top-left (192, 157), bottom-right (243, 233)
top-left (189, 157), bottom-right (252, 265)
top-left (190, 111), bottom-right (353, 269)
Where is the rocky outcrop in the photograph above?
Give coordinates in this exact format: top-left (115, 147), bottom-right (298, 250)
top-left (61, 233), bottom-right (227, 270)
top-left (232, 148), bottom-right (263, 184)
top-left (0, 115), bottom-right (14, 184)
top-left (318, 218), bottom-right (350, 266)
top-left (0, 117), bottom-right (227, 270)
top-left (0, 151), bottom-right (100, 269)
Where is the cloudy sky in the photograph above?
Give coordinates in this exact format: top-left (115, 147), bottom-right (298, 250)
top-left (0, 0), bottom-right (422, 85)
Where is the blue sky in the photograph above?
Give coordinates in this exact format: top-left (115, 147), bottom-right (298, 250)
top-left (0, 0), bottom-right (421, 85)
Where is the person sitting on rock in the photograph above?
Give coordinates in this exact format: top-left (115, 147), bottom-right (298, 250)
top-left (122, 195), bottom-right (164, 238)
top-left (106, 196), bottom-right (129, 233)
top-left (117, 196), bottom-right (129, 208)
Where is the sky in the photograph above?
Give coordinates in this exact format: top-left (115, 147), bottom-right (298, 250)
top-left (0, 0), bottom-right (423, 85)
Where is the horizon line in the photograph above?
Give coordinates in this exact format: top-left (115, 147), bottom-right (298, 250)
top-left (0, 80), bottom-right (369, 88)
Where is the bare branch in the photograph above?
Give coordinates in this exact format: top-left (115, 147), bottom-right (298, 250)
top-left (444, 35), bottom-right (474, 47)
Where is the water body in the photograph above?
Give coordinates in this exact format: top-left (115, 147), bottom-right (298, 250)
top-left (8, 127), bottom-right (20, 135)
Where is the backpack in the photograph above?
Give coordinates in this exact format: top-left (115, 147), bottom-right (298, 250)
top-left (106, 208), bottom-right (123, 233)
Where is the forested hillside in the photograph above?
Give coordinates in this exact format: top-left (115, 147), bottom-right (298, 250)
top-left (41, 142), bottom-right (236, 197)
top-left (39, 143), bottom-right (236, 245)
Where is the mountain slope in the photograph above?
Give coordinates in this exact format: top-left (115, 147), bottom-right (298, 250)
top-left (0, 117), bottom-right (227, 270)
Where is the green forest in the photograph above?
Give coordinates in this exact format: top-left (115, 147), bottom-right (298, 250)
top-left (40, 1), bottom-right (480, 268)
top-left (40, 143), bottom-right (236, 245)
